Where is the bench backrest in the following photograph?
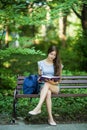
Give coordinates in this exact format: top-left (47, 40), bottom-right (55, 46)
top-left (60, 76), bottom-right (87, 88)
top-left (16, 76), bottom-right (87, 91)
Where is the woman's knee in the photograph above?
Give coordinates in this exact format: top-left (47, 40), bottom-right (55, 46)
top-left (46, 90), bottom-right (51, 99)
top-left (44, 82), bottom-right (50, 87)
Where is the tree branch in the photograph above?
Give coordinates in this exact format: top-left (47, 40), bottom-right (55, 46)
top-left (72, 7), bottom-right (82, 20)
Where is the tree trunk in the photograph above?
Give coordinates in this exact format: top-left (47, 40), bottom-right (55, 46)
top-left (59, 15), bottom-right (67, 47)
top-left (62, 16), bottom-right (67, 47)
top-left (81, 4), bottom-right (87, 36)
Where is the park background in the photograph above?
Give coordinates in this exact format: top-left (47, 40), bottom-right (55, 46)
top-left (0, 0), bottom-right (87, 124)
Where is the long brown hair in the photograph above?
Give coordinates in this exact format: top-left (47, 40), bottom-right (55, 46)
top-left (47, 45), bottom-right (61, 76)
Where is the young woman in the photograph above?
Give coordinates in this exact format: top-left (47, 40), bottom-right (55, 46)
top-left (29, 45), bottom-right (62, 126)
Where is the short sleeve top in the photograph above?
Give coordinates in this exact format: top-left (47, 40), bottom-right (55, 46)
top-left (37, 60), bottom-right (54, 76)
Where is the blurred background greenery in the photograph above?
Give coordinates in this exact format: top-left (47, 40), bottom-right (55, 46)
top-left (0, 0), bottom-right (87, 124)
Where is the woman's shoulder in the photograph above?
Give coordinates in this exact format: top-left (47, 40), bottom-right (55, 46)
top-left (38, 59), bottom-right (45, 64)
top-left (37, 59), bottom-right (45, 65)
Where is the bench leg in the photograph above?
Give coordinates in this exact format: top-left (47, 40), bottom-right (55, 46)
top-left (12, 98), bottom-right (17, 123)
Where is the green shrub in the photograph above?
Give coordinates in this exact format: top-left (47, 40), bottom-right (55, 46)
top-left (0, 47), bottom-right (45, 89)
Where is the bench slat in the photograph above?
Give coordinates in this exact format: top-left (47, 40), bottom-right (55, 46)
top-left (17, 76), bottom-right (87, 80)
top-left (62, 76), bottom-right (87, 79)
top-left (16, 85), bottom-right (87, 90)
top-left (60, 86), bottom-right (87, 88)
top-left (17, 80), bottom-right (87, 85)
top-left (15, 93), bottom-right (87, 98)
top-left (61, 80), bottom-right (87, 84)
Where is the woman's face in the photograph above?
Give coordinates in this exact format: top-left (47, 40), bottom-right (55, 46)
top-left (48, 51), bottom-right (56, 61)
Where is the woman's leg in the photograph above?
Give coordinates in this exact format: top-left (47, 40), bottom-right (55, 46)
top-left (45, 90), bottom-right (56, 125)
top-left (49, 84), bottom-right (59, 94)
top-left (29, 82), bottom-right (50, 114)
top-left (29, 83), bottom-right (59, 116)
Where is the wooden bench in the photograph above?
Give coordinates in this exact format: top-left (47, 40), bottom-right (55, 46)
top-left (13, 75), bottom-right (87, 120)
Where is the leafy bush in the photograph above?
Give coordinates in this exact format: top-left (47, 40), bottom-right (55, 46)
top-left (0, 93), bottom-right (87, 123)
top-left (0, 47), bottom-right (45, 89)
top-left (73, 34), bottom-right (87, 71)
top-left (0, 47), bottom-right (45, 58)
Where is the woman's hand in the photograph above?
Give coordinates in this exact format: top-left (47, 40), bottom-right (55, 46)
top-left (47, 79), bottom-right (59, 85)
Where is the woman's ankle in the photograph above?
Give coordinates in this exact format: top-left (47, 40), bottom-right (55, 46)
top-left (48, 117), bottom-right (55, 123)
top-left (33, 107), bottom-right (41, 112)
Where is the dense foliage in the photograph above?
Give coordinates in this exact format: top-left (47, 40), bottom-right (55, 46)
top-left (0, 48), bottom-right (45, 89)
top-left (0, 0), bottom-right (87, 71)
top-left (0, 0), bottom-right (87, 124)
